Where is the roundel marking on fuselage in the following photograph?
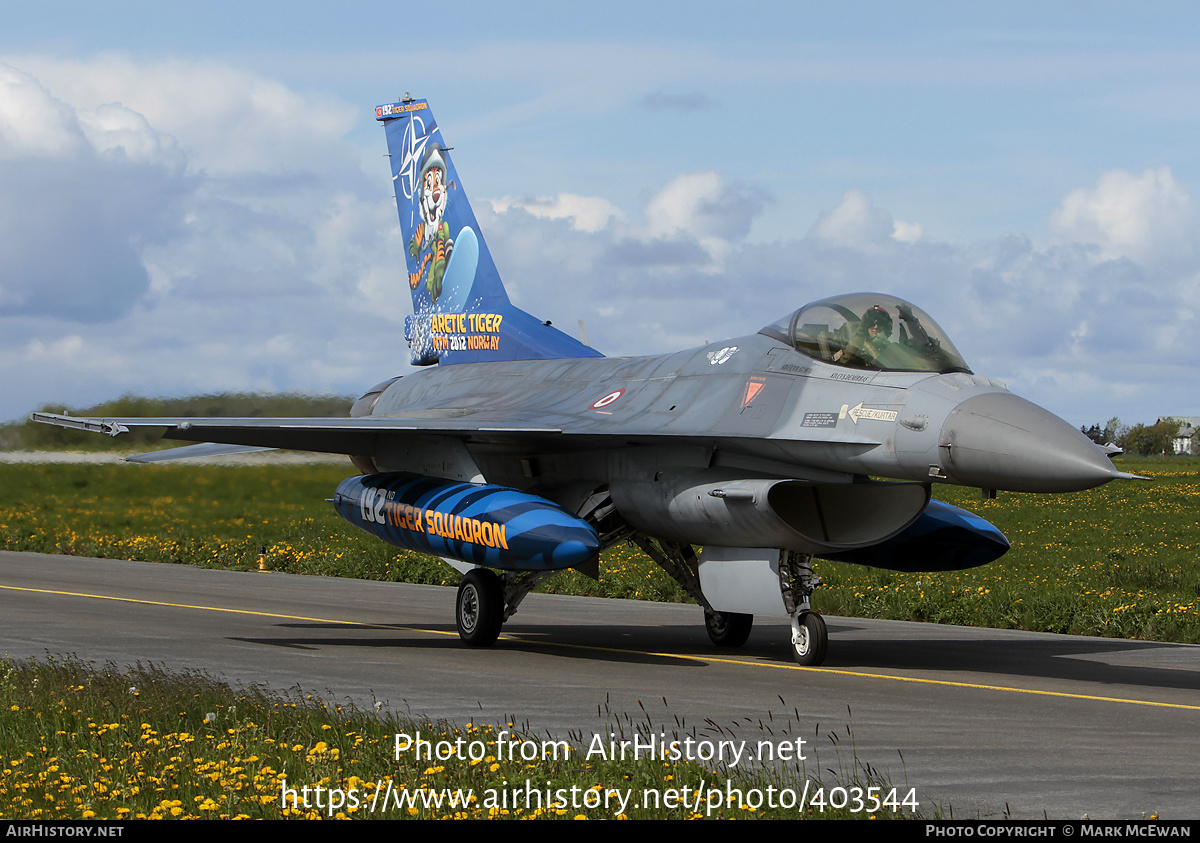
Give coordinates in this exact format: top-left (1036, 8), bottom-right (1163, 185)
top-left (589, 388), bottom-right (625, 410)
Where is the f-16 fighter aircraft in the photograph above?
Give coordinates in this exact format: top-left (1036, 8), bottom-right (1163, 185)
top-left (34, 97), bottom-right (1142, 666)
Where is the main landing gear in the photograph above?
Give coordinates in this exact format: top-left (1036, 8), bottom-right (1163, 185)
top-left (704, 609), bottom-right (754, 647)
top-left (456, 569), bottom-right (504, 646)
top-left (454, 568), bottom-right (554, 647)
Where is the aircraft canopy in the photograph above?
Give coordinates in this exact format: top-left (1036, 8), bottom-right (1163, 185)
top-left (761, 293), bottom-right (971, 374)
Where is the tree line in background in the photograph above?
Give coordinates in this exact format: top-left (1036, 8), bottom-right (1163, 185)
top-left (1081, 417), bottom-right (1196, 457)
top-left (0, 393), bottom-right (354, 451)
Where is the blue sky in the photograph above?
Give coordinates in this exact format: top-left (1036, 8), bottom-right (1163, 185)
top-left (2, 2), bottom-right (1199, 428)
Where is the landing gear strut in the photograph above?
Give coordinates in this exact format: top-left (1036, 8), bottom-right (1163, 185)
top-left (629, 536), bottom-right (830, 664)
top-left (781, 550), bottom-right (827, 666)
top-left (629, 536), bottom-right (759, 648)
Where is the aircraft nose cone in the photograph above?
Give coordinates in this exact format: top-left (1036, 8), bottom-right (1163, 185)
top-left (939, 393), bottom-right (1122, 493)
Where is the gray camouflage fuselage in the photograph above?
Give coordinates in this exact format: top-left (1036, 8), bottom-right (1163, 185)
top-left (361, 329), bottom-right (1122, 518)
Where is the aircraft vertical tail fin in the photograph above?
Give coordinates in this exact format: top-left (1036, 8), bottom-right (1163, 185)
top-left (377, 97), bottom-right (602, 366)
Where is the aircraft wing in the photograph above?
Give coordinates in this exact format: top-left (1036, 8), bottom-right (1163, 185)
top-left (30, 412), bottom-right (568, 456)
top-left (31, 406), bottom-right (881, 461)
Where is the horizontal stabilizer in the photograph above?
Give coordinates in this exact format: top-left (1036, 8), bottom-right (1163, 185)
top-left (126, 443), bottom-right (278, 463)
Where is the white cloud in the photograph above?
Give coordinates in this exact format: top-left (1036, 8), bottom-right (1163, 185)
top-left (811, 189), bottom-right (894, 248)
top-left (0, 65), bottom-right (191, 322)
top-left (485, 171), bottom-right (769, 287)
top-left (643, 171), bottom-right (765, 245)
top-left (0, 64), bottom-right (86, 158)
top-left (636, 171), bottom-right (768, 266)
top-left (9, 54), bottom-right (358, 175)
top-left (892, 219), bottom-right (924, 243)
top-left (0, 57), bottom-right (401, 420)
top-left (810, 189), bottom-right (924, 249)
top-left (78, 102), bottom-right (184, 168)
top-left (490, 193), bottom-right (623, 233)
top-left (644, 171), bottom-right (726, 239)
top-left (1050, 167), bottom-right (1195, 263)
top-left (24, 335), bottom-right (89, 366)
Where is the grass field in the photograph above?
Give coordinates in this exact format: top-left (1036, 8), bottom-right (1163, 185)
top-left (1, 457), bottom-right (1197, 643)
top-left (1, 655), bottom-right (908, 820)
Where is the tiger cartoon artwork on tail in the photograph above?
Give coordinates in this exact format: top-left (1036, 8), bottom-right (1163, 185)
top-left (408, 143), bottom-right (454, 302)
top-left (380, 96), bottom-right (601, 365)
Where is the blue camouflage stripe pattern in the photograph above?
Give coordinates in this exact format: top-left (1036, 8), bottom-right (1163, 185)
top-left (821, 499), bottom-right (1010, 572)
top-left (333, 472), bottom-right (600, 571)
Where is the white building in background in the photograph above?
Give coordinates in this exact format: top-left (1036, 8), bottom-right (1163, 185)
top-left (1158, 417), bottom-right (1198, 455)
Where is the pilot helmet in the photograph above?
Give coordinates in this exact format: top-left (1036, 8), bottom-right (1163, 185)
top-left (861, 305), bottom-right (893, 335)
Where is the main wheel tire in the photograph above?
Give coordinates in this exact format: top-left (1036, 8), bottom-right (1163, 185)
top-left (791, 611), bottom-right (828, 666)
top-left (704, 610), bottom-right (754, 647)
top-left (456, 569), bottom-right (504, 647)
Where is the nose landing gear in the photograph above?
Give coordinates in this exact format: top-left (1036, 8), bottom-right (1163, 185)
top-left (781, 551), bottom-right (827, 666)
top-left (790, 611), bottom-right (828, 666)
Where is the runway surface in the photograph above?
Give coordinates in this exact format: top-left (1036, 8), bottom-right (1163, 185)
top-left (2, 550), bottom-right (1197, 820)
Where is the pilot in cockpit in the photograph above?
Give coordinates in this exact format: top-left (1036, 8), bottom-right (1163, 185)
top-left (835, 305), bottom-right (893, 367)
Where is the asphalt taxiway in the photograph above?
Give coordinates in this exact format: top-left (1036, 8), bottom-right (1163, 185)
top-left (1, 550), bottom-right (1196, 819)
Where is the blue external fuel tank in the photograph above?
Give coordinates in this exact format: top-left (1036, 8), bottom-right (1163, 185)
top-left (820, 499), bottom-right (1010, 572)
top-left (332, 473), bottom-right (601, 571)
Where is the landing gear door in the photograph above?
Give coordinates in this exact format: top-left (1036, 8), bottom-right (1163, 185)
top-left (698, 547), bottom-right (790, 617)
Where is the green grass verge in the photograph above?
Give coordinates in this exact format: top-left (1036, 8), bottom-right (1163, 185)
top-left (0, 656), bottom-right (920, 820)
top-left (0, 458), bottom-right (1196, 642)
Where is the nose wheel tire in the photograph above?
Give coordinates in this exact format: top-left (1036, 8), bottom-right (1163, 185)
top-left (456, 568), bottom-right (504, 647)
top-left (704, 610), bottom-right (754, 647)
top-left (790, 611), bottom-right (827, 666)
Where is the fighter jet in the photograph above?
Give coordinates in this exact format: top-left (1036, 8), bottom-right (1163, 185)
top-left (33, 97), bottom-right (1141, 666)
